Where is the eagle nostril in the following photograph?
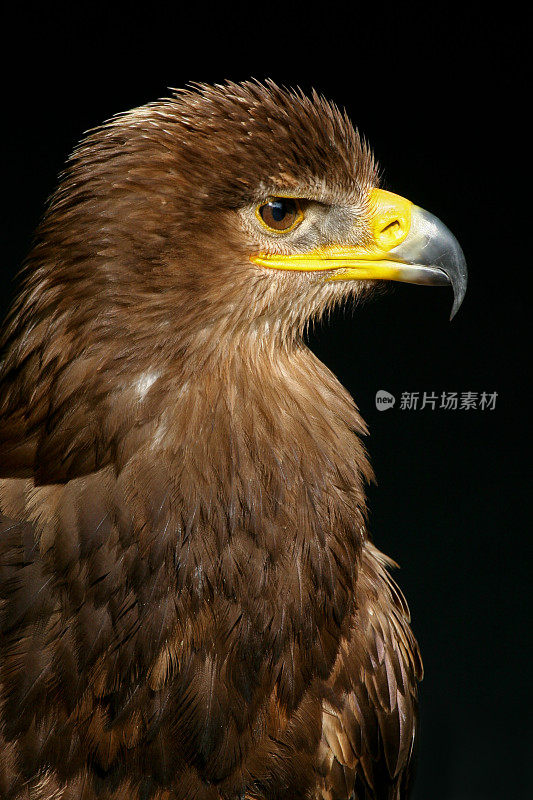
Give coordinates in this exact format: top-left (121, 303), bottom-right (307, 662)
top-left (382, 220), bottom-right (401, 235)
top-left (377, 217), bottom-right (407, 249)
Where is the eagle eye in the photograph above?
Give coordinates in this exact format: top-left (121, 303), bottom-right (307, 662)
top-left (256, 198), bottom-right (303, 233)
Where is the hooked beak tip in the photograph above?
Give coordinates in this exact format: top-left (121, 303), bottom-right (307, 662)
top-left (389, 205), bottom-right (468, 321)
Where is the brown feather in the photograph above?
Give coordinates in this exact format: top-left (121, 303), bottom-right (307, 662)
top-left (0, 81), bottom-right (420, 799)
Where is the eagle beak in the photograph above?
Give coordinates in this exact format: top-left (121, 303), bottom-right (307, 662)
top-left (251, 188), bottom-right (467, 319)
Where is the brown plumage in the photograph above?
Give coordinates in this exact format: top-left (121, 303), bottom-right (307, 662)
top-left (0, 81), bottom-right (424, 799)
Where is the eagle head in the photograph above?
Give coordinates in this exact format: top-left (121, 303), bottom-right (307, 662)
top-left (0, 81), bottom-right (466, 484)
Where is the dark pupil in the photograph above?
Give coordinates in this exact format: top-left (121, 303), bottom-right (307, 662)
top-left (270, 200), bottom-right (287, 222)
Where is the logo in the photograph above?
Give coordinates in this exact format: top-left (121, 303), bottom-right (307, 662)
top-left (375, 390), bottom-right (396, 410)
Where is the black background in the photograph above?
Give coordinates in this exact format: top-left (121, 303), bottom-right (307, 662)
top-left (1, 7), bottom-right (529, 799)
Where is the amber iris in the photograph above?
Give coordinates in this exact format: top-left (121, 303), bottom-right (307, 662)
top-left (257, 198), bottom-right (302, 232)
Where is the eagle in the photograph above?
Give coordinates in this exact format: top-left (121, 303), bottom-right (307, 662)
top-left (0, 81), bottom-right (466, 800)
